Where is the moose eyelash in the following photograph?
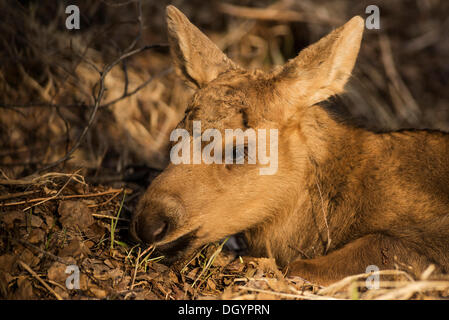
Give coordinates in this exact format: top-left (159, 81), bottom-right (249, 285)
top-left (230, 145), bottom-right (255, 163)
top-left (233, 146), bottom-right (246, 161)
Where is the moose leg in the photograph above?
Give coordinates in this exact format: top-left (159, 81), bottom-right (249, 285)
top-left (286, 234), bottom-right (433, 286)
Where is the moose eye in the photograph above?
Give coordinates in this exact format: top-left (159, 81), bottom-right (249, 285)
top-left (225, 145), bottom-right (252, 169)
top-left (233, 145), bottom-right (248, 163)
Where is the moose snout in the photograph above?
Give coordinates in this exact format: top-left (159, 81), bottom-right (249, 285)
top-left (130, 195), bottom-right (184, 245)
top-left (133, 214), bottom-right (169, 244)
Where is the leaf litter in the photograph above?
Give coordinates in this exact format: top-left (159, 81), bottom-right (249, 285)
top-left (1, 173), bottom-right (449, 300)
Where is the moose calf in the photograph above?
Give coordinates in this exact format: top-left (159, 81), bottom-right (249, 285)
top-left (130, 5), bottom-right (449, 285)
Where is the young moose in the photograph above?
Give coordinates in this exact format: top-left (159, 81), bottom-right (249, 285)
top-left (130, 6), bottom-right (449, 285)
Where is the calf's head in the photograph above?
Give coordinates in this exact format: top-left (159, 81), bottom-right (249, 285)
top-left (130, 5), bottom-right (364, 263)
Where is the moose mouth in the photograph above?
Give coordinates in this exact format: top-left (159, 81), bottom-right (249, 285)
top-left (153, 228), bottom-right (200, 264)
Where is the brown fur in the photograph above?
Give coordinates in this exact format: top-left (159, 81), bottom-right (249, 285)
top-left (130, 6), bottom-right (449, 285)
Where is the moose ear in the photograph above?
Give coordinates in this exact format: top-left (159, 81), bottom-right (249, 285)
top-left (166, 5), bottom-right (238, 88)
top-left (275, 16), bottom-right (364, 107)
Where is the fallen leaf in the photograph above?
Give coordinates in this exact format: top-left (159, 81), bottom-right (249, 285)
top-left (89, 286), bottom-right (108, 299)
top-left (107, 268), bottom-right (124, 282)
top-left (186, 267), bottom-right (200, 280)
top-left (13, 277), bottom-right (35, 300)
top-left (43, 214), bottom-right (55, 229)
top-left (58, 239), bottom-right (91, 259)
top-left (54, 286), bottom-right (70, 299)
top-left (0, 271), bottom-right (12, 298)
top-left (1, 211), bottom-right (43, 228)
top-left (18, 248), bottom-right (40, 268)
top-left (0, 254), bottom-right (16, 273)
top-left (47, 262), bottom-right (68, 285)
top-left (27, 228), bottom-right (46, 244)
top-left (58, 201), bottom-right (94, 231)
top-left (47, 258), bottom-right (76, 286)
top-left (207, 278), bottom-right (216, 291)
top-left (103, 259), bottom-right (115, 269)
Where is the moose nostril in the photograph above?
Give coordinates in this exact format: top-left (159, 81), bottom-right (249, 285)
top-left (136, 215), bottom-right (169, 244)
top-left (153, 220), bottom-right (168, 242)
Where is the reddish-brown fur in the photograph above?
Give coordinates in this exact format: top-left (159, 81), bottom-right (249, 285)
top-left (130, 6), bottom-right (449, 285)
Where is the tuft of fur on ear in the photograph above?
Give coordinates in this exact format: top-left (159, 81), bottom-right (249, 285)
top-left (166, 5), bottom-right (239, 88)
top-left (274, 16), bottom-right (364, 108)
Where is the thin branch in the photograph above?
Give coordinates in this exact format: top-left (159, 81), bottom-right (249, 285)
top-left (100, 67), bottom-right (172, 109)
top-left (18, 260), bottom-right (63, 300)
top-left (28, 44), bottom-right (166, 176)
top-left (0, 188), bottom-right (123, 207)
top-left (124, 0), bottom-right (143, 52)
top-left (0, 63), bottom-right (171, 112)
top-left (23, 170), bottom-right (80, 211)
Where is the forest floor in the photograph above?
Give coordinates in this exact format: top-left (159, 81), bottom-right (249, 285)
top-left (1, 174), bottom-right (449, 300)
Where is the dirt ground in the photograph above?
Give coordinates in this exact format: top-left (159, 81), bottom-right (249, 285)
top-left (2, 176), bottom-right (449, 300)
top-left (1, 0), bottom-right (449, 300)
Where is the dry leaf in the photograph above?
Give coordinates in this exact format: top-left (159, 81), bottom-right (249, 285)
top-left (89, 286), bottom-right (108, 299)
top-left (27, 228), bottom-right (45, 244)
top-left (58, 201), bottom-right (94, 231)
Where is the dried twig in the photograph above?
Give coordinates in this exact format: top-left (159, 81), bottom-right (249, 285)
top-left (318, 269), bottom-right (414, 296)
top-left (87, 189), bottom-right (124, 208)
top-left (23, 170), bottom-right (81, 211)
top-left (219, 2), bottom-right (342, 24)
top-left (237, 285), bottom-right (338, 300)
top-left (10, 237), bottom-right (71, 265)
top-left (92, 213), bottom-right (129, 221)
top-left (0, 172), bottom-right (86, 186)
top-left (0, 188), bottom-right (123, 207)
top-left (0, 190), bottom-right (39, 201)
top-left (18, 260), bottom-right (64, 300)
top-left (379, 34), bottom-right (421, 123)
top-left (373, 281), bottom-right (449, 300)
top-left (219, 3), bottom-right (306, 22)
top-left (28, 38), bottom-right (166, 175)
